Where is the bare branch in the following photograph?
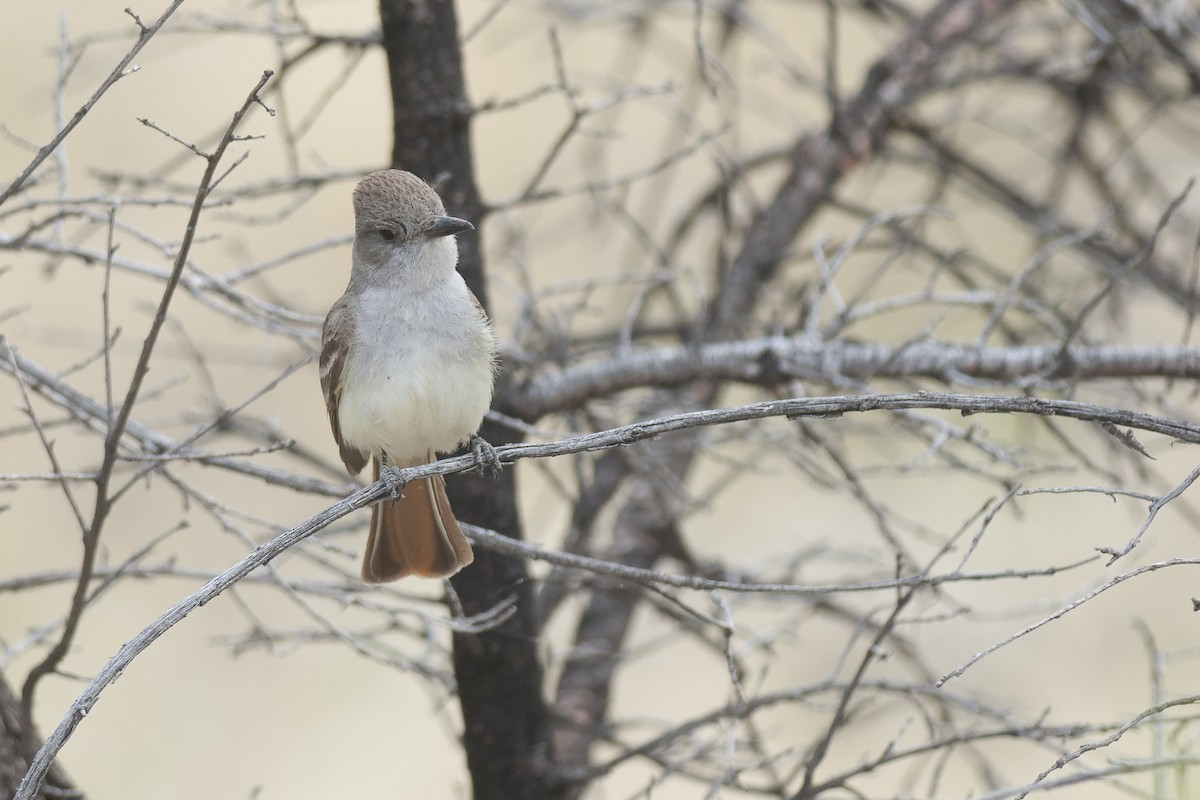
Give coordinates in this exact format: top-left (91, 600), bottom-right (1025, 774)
top-left (0, 0), bottom-right (186, 208)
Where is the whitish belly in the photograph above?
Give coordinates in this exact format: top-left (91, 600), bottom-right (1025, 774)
top-left (337, 345), bottom-right (491, 461)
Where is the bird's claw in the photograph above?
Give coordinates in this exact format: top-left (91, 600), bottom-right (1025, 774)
top-left (380, 462), bottom-right (406, 500)
top-left (470, 435), bottom-right (502, 477)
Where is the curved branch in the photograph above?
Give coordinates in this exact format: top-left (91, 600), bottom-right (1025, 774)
top-left (18, 386), bottom-right (1200, 796)
top-left (14, 388), bottom-right (1199, 797)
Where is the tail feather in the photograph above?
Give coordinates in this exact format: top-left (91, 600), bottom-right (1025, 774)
top-left (362, 455), bottom-right (474, 582)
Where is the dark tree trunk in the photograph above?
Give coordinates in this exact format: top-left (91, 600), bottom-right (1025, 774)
top-left (376, 2), bottom-right (549, 798)
top-left (0, 673), bottom-right (73, 800)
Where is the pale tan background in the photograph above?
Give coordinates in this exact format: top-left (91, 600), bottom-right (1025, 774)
top-left (2, 1), bottom-right (1198, 798)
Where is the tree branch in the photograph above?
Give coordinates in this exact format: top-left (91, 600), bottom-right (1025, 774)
top-left (510, 339), bottom-right (1200, 418)
top-left (16, 67), bottom-right (273, 768)
top-left (15, 386), bottom-right (1198, 797)
top-left (0, 0), bottom-right (187, 209)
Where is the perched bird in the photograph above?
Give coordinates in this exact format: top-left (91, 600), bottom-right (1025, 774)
top-left (320, 169), bottom-right (497, 581)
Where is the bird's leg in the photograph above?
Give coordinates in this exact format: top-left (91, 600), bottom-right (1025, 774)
top-left (379, 452), bottom-right (406, 501)
top-left (469, 434), bottom-right (502, 477)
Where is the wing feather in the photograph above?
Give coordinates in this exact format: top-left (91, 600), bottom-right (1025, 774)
top-left (320, 296), bottom-right (369, 475)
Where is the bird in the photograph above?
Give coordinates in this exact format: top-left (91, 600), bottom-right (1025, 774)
top-left (319, 169), bottom-right (497, 581)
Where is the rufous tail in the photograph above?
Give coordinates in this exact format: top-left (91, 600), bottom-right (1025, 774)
top-left (361, 454), bottom-right (474, 582)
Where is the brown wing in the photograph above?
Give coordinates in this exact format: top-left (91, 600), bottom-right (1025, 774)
top-left (320, 295), bottom-right (369, 475)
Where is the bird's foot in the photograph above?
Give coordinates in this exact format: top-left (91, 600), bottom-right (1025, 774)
top-left (379, 462), bottom-right (406, 500)
top-left (470, 435), bottom-right (502, 477)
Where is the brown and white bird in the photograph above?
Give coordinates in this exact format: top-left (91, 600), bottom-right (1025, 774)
top-left (319, 169), bottom-right (497, 582)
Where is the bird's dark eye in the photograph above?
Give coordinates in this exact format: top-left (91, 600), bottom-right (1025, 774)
top-left (378, 228), bottom-right (396, 241)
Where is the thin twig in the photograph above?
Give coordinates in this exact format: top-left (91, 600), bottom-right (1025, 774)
top-left (16, 67), bottom-right (274, 761)
top-left (0, 0), bottom-right (187, 208)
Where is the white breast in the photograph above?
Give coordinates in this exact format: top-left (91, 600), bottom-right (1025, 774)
top-left (336, 272), bottom-right (496, 462)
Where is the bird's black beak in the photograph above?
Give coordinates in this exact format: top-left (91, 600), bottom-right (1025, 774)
top-left (426, 215), bottom-right (474, 239)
